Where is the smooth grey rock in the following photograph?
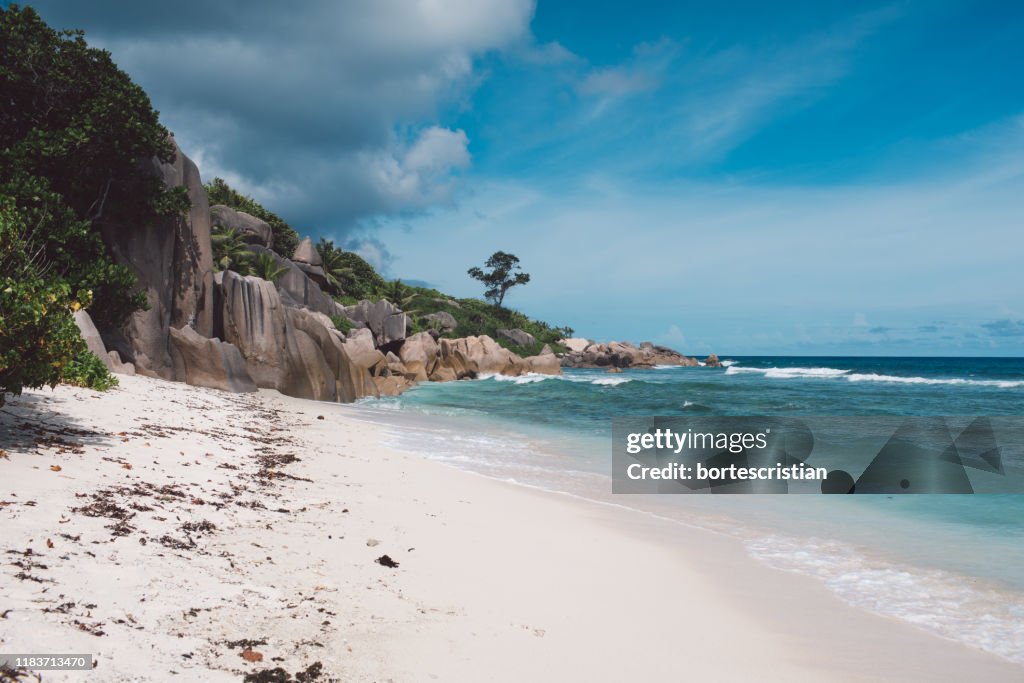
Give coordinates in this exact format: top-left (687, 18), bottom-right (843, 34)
top-left (219, 270), bottom-right (290, 389)
top-left (498, 328), bottom-right (536, 348)
top-left (424, 311), bottom-right (457, 334)
top-left (344, 299), bottom-right (408, 346)
top-left (100, 138), bottom-right (214, 380)
top-left (169, 325), bottom-right (256, 393)
top-left (292, 237), bottom-right (323, 266)
top-left (247, 245), bottom-right (345, 319)
top-left (73, 309), bottom-right (113, 371)
top-left (210, 205), bottom-right (272, 248)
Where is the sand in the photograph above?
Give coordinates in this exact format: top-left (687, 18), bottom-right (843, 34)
top-left (1, 374), bottom-right (1021, 682)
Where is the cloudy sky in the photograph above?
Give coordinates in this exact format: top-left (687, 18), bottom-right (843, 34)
top-left (26, 0), bottom-right (1024, 355)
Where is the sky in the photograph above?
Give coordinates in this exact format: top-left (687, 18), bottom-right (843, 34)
top-left (23, 0), bottom-right (1024, 355)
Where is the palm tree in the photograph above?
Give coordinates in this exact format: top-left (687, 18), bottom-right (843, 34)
top-left (316, 238), bottom-right (356, 294)
top-left (382, 279), bottom-right (421, 315)
top-left (211, 227), bottom-right (253, 275)
top-left (251, 252), bottom-right (289, 283)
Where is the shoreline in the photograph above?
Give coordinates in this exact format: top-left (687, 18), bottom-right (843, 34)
top-left (1, 375), bottom-right (1021, 681)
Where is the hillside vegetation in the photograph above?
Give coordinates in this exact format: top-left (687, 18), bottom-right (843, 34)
top-left (208, 180), bottom-right (572, 355)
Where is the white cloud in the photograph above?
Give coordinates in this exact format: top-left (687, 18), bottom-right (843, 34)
top-left (31, 0), bottom-right (535, 232)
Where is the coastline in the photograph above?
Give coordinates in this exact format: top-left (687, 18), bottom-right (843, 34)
top-left (1, 375), bottom-right (1021, 681)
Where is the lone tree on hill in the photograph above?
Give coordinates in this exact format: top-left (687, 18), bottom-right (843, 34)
top-left (467, 251), bottom-right (531, 308)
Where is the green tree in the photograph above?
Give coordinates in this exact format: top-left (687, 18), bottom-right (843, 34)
top-left (1, 197), bottom-right (115, 405)
top-left (0, 5), bottom-right (188, 329)
top-left (251, 252), bottom-right (288, 283)
top-left (467, 251), bottom-right (531, 308)
top-left (382, 279), bottom-right (421, 314)
top-left (315, 238), bottom-right (357, 294)
top-left (210, 227), bottom-right (253, 275)
top-left (205, 177), bottom-right (299, 255)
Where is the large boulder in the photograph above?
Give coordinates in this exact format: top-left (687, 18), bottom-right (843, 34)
top-left (344, 328), bottom-right (387, 373)
top-left (560, 338), bottom-right (592, 353)
top-left (100, 139), bottom-right (214, 380)
top-left (280, 325), bottom-right (336, 402)
top-left (498, 328), bottom-right (536, 348)
top-left (424, 311), bottom-right (457, 334)
top-left (292, 237), bottom-right (328, 288)
top-left (287, 308), bottom-right (378, 402)
top-left (210, 205), bottom-right (272, 248)
top-left (436, 335), bottom-right (526, 379)
top-left (344, 299), bottom-right (408, 346)
top-left (523, 347), bottom-right (561, 375)
top-left (704, 354), bottom-right (723, 368)
top-left (218, 270), bottom-right (290, 389)
top-left (247, 245), bottom-right (348, 319)
top-left (398, 332), bottom-right (439, 381)
top-left (292, 237), bottom-right (323, 266)
top-left (218, 271), bottom-right (382, 402)
top-left (560, 340), bottom-right (698, 368)
top-left (169, 325), bottom-right (256, 393)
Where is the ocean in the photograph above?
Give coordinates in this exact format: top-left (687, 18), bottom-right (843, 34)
top-left (341, 356), bottom-right (1024, 663)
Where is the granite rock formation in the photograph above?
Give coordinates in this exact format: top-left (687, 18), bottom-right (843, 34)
top-left (210, 205), bottom-right (273, 248)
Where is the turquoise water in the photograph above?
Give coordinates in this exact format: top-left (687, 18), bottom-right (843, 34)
top-left (347, 357), bottom-right (1024, 663)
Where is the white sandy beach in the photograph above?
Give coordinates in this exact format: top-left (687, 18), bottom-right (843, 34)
top-left (1, 375), bottom-right (1022, 682)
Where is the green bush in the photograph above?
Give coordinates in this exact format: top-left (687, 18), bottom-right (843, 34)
top-left (0, 278), bottom-right (83, 406)
top-left (1, 195), bottom-right (117, 404)
top-left (329, 315), bottom-right (355, 335)
top-left (64, 347), bottom-right (118, 392)
top-left (333, 251), bottom-right (386, 300)
top-left (205, 177), bottom-right (300, 256)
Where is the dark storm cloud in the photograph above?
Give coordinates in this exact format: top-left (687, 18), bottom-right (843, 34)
top-left (28, 0), bottom-right (535, 245)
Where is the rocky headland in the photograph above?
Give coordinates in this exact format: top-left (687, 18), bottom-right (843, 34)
top-left (558, 338), bottom-right (720, 370)
top-left (76, 140), bottom-right (561, 404)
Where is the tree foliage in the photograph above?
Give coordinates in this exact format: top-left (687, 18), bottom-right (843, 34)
top-left (467, 251), bottom-right (531, 307)
top-left (326, 247), bottom-right (386, 301)
top-left (1, 4), bottom-right (187, 329)
top-left (250, 252), bottom-right (288, 283)
top-left (205, 177), bottom-right (300, 256)
top-left (315, 238), bottom-right (357, 294)
top-left (210, 226), bottom-right (253, 275)
top-left (1, 198), bottom-right (115, 405)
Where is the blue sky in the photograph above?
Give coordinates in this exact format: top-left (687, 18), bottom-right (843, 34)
top-left (27, 0), bottom-right (1024, 355)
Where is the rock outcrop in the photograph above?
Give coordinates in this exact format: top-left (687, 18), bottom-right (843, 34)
top-left (99, 139), bottom-right (214, 380)
top-left (424, 311), bottom-right (457, 334)
top-left (498, 328), bottom-right (536, 348)
top-left (73, 310), bottom-right (115, 372)
top-left (210, 205), bottom-right (272, 248)
top-left (561, 338), bottom-right (591, 353)
top-left (292, 237), bottom-right (328, 288)
top-left (397, 332), bottom-right (439, 381)
top-left (88, 138), bottom-right (563, 404)
top-left (559, 339), bottom-right (699, 368)
top-left (344, 300), bottom-right (407, 347)
top-left (169, 325), bottom-right (256, 393)
top-left (704, 354), bottom-right (723, 368)
top-left (247, 245), bottom-right (350, 320)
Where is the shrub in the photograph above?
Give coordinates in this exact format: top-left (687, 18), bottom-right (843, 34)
top-left (329, 315), bottom-right (355, 335)
top-left (64, 348), bottom-right (118, 392)
top-left (0, 195), bottom-right (116, 404)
